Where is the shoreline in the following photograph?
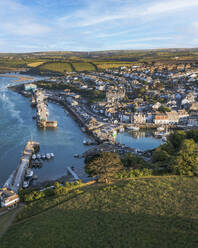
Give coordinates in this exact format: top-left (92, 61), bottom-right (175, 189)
top-left (0, 74), bottom-right (34, 82)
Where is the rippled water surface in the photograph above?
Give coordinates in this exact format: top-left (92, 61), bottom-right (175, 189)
top-left (0, 74), bottom-right (90, 185)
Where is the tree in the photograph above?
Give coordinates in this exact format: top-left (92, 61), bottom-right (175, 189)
top-left (158, 105), bottom-right (171, 113)
top-left (171, 139), bottom-right (198, 176)
top-left (122, 153), bottom-right (147, 168)
top-left (167, 130), bottom-right (186, 151)
top-left (186, 129), bottom-right (198, 142)
top-left (152, 149), bottom-right (170, 163)
top-left (85, 152), bottom-right (123, 183)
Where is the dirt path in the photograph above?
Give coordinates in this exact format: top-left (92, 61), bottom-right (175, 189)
top-left (0, 204), bottom-right (24, 238)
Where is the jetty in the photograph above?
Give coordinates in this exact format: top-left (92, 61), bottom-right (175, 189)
top-left (66, 167), bottom-right (79, 181)
top-left (7, 141), bottom-right (39, 193)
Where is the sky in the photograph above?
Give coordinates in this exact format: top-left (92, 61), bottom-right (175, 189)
top-left (0, 0), bottom-right (198, 52)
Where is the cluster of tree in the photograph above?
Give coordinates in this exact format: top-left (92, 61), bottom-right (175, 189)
top-left (158, 105), bottom-right (171, 113)
top-left (121, 153), bottom-right (148, 168)
top-left (152, 130), bottom-right (198, 176)
top-left (85, 152), bottom-right (123, 183)
top-left (85, 152), bottom-right (151, 182)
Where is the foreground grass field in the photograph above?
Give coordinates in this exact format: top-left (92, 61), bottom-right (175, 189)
top-left (0, 176), bottom-right (198, 248)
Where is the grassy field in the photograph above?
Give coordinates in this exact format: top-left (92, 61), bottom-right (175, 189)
top-left (38, 62), bottom-right (73, 73)
top-left (95, 61), bottom-right (135, 70)
top-left (72, 62), bottom-right (96, 71)
top-left (0, 176), bottom-right (198, 248)
top-left (27, 62), bottom-right (44, 67)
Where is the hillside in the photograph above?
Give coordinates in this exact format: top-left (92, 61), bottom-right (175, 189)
top-left (0, 176), bottom-right (198, 248)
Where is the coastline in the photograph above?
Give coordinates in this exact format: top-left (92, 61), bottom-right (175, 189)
top-left (0, 74), bottom-right (34, 82)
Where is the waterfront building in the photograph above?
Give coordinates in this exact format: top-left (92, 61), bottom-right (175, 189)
top-left (0, 188), bottom-right (19, 207)
top-left (24, 83), bottom-right (37, 92)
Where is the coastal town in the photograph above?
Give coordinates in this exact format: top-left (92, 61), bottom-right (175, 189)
top-left (2, 60), bottom-right (198, 208)
top-left (22, 61), bottom-right (198, 141)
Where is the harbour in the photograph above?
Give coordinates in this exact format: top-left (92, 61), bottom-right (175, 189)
top-left (0, 74), bottom-right (93, 186)
top-left (0, 74), bottom-right (164, 188)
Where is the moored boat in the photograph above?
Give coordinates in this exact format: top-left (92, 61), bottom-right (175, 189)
top-left (127, 126), bottom-right (140, 131)
top-left (41, 154), bottom-right (46, 160)
top-left (25, 169), bottom-right (34, 179)
top-left (46, 153), bottom-right (51, 160)
top-left (23, 181), bottom-right (29, 189)
top-left (157, 126), bottom-right (165, 132)
top-left (36, 154), bottom-right (41, 159)
top-left (32, 154), bottom-right (36, 160)
top-left (50, 153), bottom-right (54, 158)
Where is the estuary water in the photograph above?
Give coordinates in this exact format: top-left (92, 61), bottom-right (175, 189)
top-left (116, 130), bottom-right (163, 151)
top-left (0, 74), bottom-right (90, 185)
top-left (0, 74), bottom-right (162, 186)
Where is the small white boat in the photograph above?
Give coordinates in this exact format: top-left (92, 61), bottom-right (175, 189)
top-left (162, 136), bottom-right (167, 142)
top-left (157, 126), bottom-right (165, 132)
top-left (46, 153), bottom-right (51, 160)
top-left (50, 153), bottom-right (54, 158)
top-left (25, 169), bottom-right (34, 179)
top-left (119, 127), bottom-right (125, 132)
top-left (127, 126), bottom-right (139, 131)
top-left (23, 181), bottom-right (29, 189)
top-left (36, 154), bottom-right (41, 159)
top-left (32, 154), bottom-right (36, 160)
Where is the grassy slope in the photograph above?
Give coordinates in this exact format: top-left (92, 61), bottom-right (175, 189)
top-left (0, 176), bottom-right (198, 248)
top-left (38, 62), bottom-right (73, 73)
top-left (72, 62), bottom-right (96, 71)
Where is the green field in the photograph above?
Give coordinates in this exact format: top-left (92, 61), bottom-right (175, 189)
top-left (0, 176), bottom-right (198, 248)
top-left (38, 62), bottom-right (73, 73)
top-left (72, 62), bottom-right (96, 71)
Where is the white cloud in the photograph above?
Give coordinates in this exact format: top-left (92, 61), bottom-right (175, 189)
top-left (58, 0), bottom-right (198, 28)
top-left (0, 0), bottom-right (51, 36)
top-left (145, 0), bottom-right (198, 15)
top-left (4, 23), bottom-right (50, 36)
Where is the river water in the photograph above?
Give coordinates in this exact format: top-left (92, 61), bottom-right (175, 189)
top-left (0, 74), bottom-right (162, 186)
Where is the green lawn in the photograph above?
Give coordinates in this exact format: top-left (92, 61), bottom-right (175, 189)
top-left (0, 176), bottom-right (198, 248)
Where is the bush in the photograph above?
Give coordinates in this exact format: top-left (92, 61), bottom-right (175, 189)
top-left (117, 168), bottom-right (153, 179)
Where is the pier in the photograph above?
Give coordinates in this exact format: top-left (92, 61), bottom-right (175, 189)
top-left (9, 141), bottom-right (39, 193)
top-left (66, 167), bottom-right (79, 181)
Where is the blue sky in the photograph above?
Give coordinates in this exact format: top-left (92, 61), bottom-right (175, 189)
top-left (0, 0), bottom-right (198, 52)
